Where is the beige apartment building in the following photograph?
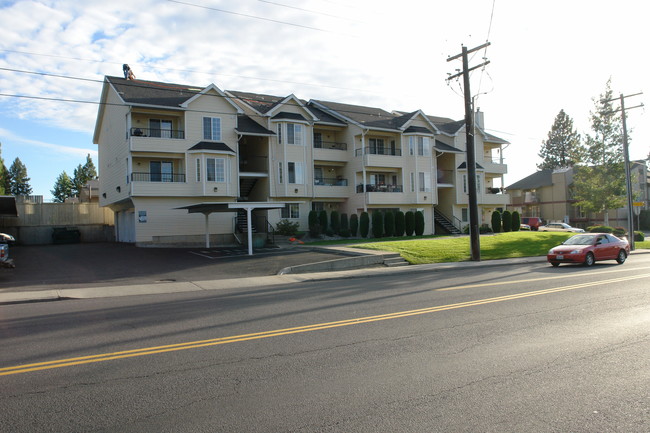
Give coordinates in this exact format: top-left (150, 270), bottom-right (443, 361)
top-left (93, 76), bottom-right (509, 246)
top-left (507, 162), bottom-right (649, 229)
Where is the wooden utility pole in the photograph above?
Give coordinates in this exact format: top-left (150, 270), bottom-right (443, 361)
top-left (447, 42), bottom-right (490, 261)
top-left (604, 92), bottom-right (643, 251)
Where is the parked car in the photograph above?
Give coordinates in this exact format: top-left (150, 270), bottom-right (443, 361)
top-left (0, 233), bottom-right (15, 245)
top-left (539, 222), bottom-right (585, 233)
top-left (547, 233), bottom-right (629, 267)
top-left (520, 224), bottom-right (531, 231)
top-left (521, 217), bottom-right (543, 231)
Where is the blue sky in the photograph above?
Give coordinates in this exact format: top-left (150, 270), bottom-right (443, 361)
top-left (0, 0), bottom-right (648, 200)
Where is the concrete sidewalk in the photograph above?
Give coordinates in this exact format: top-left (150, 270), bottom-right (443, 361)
top-left (1, 243), bottom-right (647, 305)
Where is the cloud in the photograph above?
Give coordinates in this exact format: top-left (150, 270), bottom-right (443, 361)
top-left (0, 127), bottom-right (96, 159)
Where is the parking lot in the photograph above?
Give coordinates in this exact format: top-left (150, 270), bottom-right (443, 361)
top-left (0, 243), bottom-right (348, 292)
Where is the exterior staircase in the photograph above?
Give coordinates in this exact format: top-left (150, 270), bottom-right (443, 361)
top-left (235, 209), bottom-right (257, 234)
top-left (238, 178), bottom-right (257, 201)
top-left (383, 252), bottom-right (409, 267)
top-left (434, 208), bottom-right (462, 235)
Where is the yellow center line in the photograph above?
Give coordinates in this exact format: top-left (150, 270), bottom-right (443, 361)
top-left (436, 265), bottom-right (650, 291)
top-left (2, 272), bottom-right (649, 377)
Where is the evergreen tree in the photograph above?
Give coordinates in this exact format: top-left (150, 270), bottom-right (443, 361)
top-left (537, 109), bottom-right (583, 170)
top-left (8, 157), bottom-right (32, 195)
top-left (72, 154), bottom-right (98, 197)
top-left (572, 79), bottom-right (626, 226)
top-left (51, 171), bottom-right (74, 203)
top-left (0, 143), bottom-right (8, 195)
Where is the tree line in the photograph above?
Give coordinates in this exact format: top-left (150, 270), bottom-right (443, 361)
top-left (0, 144), bottom-right (97, 202)
top-left (536, 79), bottom-right (647, 225)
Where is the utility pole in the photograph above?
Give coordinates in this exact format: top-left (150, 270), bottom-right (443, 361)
top-left (447, 42), bottom-right (490, 261)
top-left (604, 92), bottom-right (643, 251)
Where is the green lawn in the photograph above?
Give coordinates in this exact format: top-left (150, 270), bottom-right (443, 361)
top-left (349, 232), bottom-right (577, 264)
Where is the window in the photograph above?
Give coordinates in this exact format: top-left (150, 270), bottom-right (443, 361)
top-left (206, 158), bottom-right (226, 182)
top-left (314, 167), bottom-right (324, 184)
top-left (277, 123), bottom-right (283, 144)
top-left (278, 162), bottom-right (283, 184)
top-left (287, 124), bottom-right (303, 145)
top-left (418, 137), bottom-right (430, 156)
top-left (313, 132), bottom-right (323, 148)
top-left (419, 172), bottom-right (431, 192)
top-left (203, 117), bottom-right (221, 141)
top-left (150, 119), bottom-right (172, 138)
top-left (369, 138), bottom-right (385, 154)
top-left (196, 158), bottom-right (201, 182)
top-left (312, 202), bottom-right (324, 212)
top-left (281, 203), bottom-right (300, 219)
top-left (409, 137), bottom-right (415, 156)
top-left (462, 208), bottom-right (468, 222)
top-left (410, 172), bottom-right (415, 192)
top-left (462, 174), bottom-right (481, 194)
top-left (150, 161), bottom-right (173, 182)
top-left (288, 162), bottom-right (304, 184)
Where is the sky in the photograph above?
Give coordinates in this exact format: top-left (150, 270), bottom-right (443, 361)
top-left (0, 0), bottom-right (648, 200)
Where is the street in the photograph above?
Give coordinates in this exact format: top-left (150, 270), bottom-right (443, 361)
top-left (1, 255), bottom-right (649, 432)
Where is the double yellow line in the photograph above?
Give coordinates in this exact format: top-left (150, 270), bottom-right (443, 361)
top-left (2, 272), bottom-right (648, 377)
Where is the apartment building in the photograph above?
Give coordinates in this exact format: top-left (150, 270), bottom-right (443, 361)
top-left (93, 76), bottom-right (509, 246)
top-left (507, 162), bottom-right (649, 229)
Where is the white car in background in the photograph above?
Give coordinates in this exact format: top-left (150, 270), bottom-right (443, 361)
top-left (538, 223), bottom-right (585, 233)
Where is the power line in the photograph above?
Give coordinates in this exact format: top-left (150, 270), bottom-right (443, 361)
top-left (0, 49), bottom-right (376, 94)
top-left (257, 0), bottom-right (361, 23)
top-left (0, 66), bottom-right (462, 124)
top-left (166, 0), bottom-right (342, 34)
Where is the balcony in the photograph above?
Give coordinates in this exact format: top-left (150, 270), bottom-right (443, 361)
top-left (314, 140), bottom-right (347, 151)
top-left (481, 156), bottom-right (507, 174)
top-left (356, 184), bottom-right (403, 193)
top-left (315, 177), bottom-right (348, 186)
top-left (130, 127), bottom-right (185, 139)
top-left (436, 169), bottom-right (454, 186)
top-left (131, 172), bottom-right (186, 182)
top-left (355, 147), bottom-right (402, 157)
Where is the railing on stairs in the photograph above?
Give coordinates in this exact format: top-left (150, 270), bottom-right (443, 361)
top-left (434, 209), bottom-right (462, 235)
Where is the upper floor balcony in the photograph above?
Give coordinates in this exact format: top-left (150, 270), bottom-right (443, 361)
top-left (129, 127), bottom-right (187, 153)
top-left (356, 146), bottom-right (403, 168)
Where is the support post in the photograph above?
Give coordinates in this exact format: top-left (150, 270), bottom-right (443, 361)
top-left (204, 212), bottom-right (210, 249)
top-left (246, 207), bottom-right (253, 256)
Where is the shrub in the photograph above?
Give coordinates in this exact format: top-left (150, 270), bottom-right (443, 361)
top-left (414, 211), bottom-right (425, 236)
top-left (405, 211), bottom-right (415, 236)
top-left (359, 212), bottom-right (369, 238)
top-left (613, 226), bottom-right (626, 237)
top-left (340, 213), bottom-right (349, 237)
top-left (330, 211), bottom-right (340, 235)
top-left (350, 213), bottom-right (359, 237)
top-left (318, 210), bottom-right (328, 233)
top-left (384, 211), bottom-right (395, 237)
top-left (276, 219), bottom-right (299, 236)
top-left (308, 210), bottom-right (321, 238)
top-left (372, 211), bottom-right (384, 238)
top-left (491, 210), bottom-right (502, 233)
top-left (587, 225), bottom-right (613, 233)
top-left (502, 210), bottom-right (512, 232)
top-left (394, 211), bottom-right (405, 237)
top-left (634, 231), bottom-right (645, 242)
top-left (480, 223), bottom-right (493, 234)
top-left (511, 211), bottom-right (521, 232)
top-left (325, 228), bottom-right (334, 236)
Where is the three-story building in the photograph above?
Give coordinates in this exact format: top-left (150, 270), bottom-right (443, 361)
top-left (93, 76), bottom-right (509, 246)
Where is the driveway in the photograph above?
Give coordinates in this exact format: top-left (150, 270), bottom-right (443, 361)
top-left (0, 243), bottom-right (349, 292)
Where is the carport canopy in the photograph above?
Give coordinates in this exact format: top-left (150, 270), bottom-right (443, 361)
top-left (175, 202), bottom-right (286, 255)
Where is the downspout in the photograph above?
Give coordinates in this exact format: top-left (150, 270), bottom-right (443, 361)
top-left (236, 133), bottom-right (243, 199)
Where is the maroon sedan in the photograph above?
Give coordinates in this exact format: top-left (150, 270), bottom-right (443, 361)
top-left (547, 233), bottom-right (630, 267)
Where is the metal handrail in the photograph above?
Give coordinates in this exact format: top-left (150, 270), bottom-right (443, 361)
top-left (314, 140), bottom-right (348, 151)
top-left (355, 147), bottom-right (402, 157)
top-left (131, 172), bottom-right (186, 182)
top-left (130, 127), bottom-right (185, 139)
top-left (356, 184), bottom-right (403, 193)
top-left (314, 177), bottom-right (348, 186)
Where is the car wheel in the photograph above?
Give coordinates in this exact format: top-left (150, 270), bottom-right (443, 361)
top-left (551, 262), bottom-right (560, 267)
top-left (616, 250), bottom-right (627, 264)
top-left (584, 252), bottom-right (595, 267)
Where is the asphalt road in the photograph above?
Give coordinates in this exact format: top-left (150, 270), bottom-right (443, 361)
top-left (0, 243), bottom-right (349, 292)
top-left (1, 255), bottom-right (649, 432)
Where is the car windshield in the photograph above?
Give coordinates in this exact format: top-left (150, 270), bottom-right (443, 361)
top-left (563, 234), bottom-right (595, 245)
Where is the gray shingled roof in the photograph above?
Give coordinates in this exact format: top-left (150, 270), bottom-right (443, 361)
top-left (404, 125), bottom-right (435, 134)
top-left (306, 104), bottom-right (347, 125)
top-left (108, 76), bottom-right (201, 107)
top-left (236, 115), bottom-right (275, 136)
top-left (434, 140), bottom-right (463, 153)
top-left (227, 90), bottom-right (284, 114)
top-left (271, 112), bottom-right (308, 121)
top-left (188, 142), bottom-right (235, 153)
top-left (506, 170), bottom-right (553, 190)
top-left (311, 100), bottom-right (396, 126)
